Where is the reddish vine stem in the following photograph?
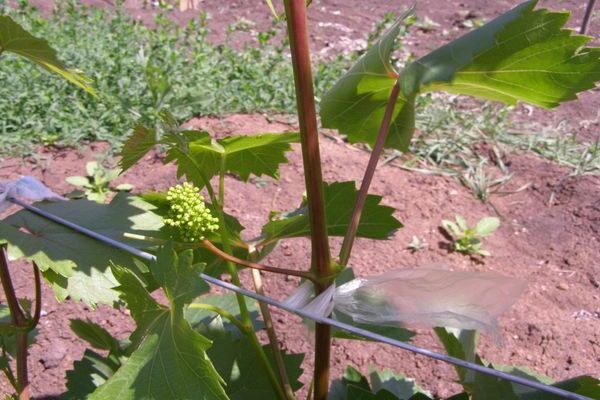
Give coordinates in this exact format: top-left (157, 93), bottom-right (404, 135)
top-left (338, 82), bottom-right (401, 266)
top-left (0, 246), bottom-right (29, 400)
top-left (282, 0), bottom-right (332, 399)
top-left (580, 0), bottom-right (597, 34)
top-left (30, 263), bottom-right (41, 329)
top-left (201, 240), bottom-right (317, 283)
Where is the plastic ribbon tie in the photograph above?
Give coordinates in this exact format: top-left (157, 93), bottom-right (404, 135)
top-left (0, 176), bottom-right (66, 212)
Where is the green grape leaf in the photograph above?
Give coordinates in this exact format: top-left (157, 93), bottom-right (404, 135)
top-left (330, 366), bottom-right (424, 400)
top-left (196, 315), bottom-right (304, 400)
top-left (345, 386), bottom-right (380, 400)
top-left (434, 327), bottom-right (479, 383)
top-left (0, 194), bottom-right (163, 306)
top-left (493, 367), bottom-right (600, 400)
top-left (344, 366), bottom-right (372, 392)
top-left (320, 9), bottom-right (416, 151)
top-left (118, 125), bottom-right (157, 172)
top-left (70, 319), bottom-right (120, 354)
top-left (260, 181), bottom-right (402, 245)
top-left (445, 394), bottom-right (470, 400)
top-left (63, 350), bottom-right (122, 400)
top-left (467, 360), bottom-right (520, 400)
top-left (186, 295), bottom-right (302, 399)
top-left (540, 376), bottom-right (600, 400)
top-left (164, 131), bottom-right (299, 185)
top-left (90, 246), bottom-right (226, 400)
top-left (400, 0), bottom-right (600, 108)
top-left (186, 293), bottom-right (263, 334)
top-left (151, 245), bottom-right (209, 307)
top-left (0, 15), bottom-right (96, 94)
top-left (370, 368), bottom-right (430, 399)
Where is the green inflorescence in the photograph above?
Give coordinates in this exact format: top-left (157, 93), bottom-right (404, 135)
top-left (163, 182), bottom-right (219, 242)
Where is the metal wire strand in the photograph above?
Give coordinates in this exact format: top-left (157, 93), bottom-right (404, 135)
top-left (7, 198), bottom-right (592, 400)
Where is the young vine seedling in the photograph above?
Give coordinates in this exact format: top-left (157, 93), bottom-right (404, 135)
top-left (441, 215), bottom-right (500, 257)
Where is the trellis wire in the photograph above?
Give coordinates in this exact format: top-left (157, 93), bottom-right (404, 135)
top-left (8, 198), bottom-right (592, 400)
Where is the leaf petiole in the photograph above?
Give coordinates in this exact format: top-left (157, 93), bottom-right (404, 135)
top-left (217, 154), bottom-right (286, 400)
top-left (187, 303), bottom-right (249, 334)
top-left (338, 82), bottom-right (401, 266)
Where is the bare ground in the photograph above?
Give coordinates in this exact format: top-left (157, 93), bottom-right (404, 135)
top-left (1, 113), bottom-right (599, 398)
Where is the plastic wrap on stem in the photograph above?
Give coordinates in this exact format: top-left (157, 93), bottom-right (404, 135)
top-left (285, 268), bottom-right (526, 342)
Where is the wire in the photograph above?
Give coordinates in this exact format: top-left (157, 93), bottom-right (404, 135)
top-left (7, 198), bottom-right (593, 400)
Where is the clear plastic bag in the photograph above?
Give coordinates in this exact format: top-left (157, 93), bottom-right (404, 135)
top-left (0, 176), bottom-right (66, 212)
top-left (285, 268), bottom-right (526, 341)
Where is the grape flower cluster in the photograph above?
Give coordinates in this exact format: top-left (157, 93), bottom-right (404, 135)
top-left (163, 182), bottom-right (219, 242)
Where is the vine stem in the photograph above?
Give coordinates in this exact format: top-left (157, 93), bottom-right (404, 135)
top-left (0, 246), bottom-right (29, 400)
top-left (122, 233), bottom-right (317, 282)
top-left (30, 263), bottom-right (41, 330)
top-left (217, 156), bottom-right (286, 399)
top-left (580, 0), bottom-right (597, 34)
top-left (250, 268), bottom-right (296, 400)
top-left (202, 240), bottom-right (317, 283)
top-left (338, 82), bottom-right (401, 266)
top-left (282, 1), bottom-right (332, 399)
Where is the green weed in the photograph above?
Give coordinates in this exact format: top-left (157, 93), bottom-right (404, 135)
top-left (441, 214), bottom-right (500, 257)
top-left (0, 1), bottom-right (350, 156)
top-left (66, 161), bottom-right (132, 203)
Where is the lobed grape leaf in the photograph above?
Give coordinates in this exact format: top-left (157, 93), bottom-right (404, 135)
top-left (70, 319), bottom-right (121, 354)
top-left (329, 366), bottom-right (429, 400)
top-left (195, 315), bottom-right (304, 400)
top-left (493, 367), bottom-right (600, 400)
top-left (89, 245), bottom-right (227, 400)
top-left (400, 0), bottom-right (600, 107)
top-left (370, 368), bottom-right (429, 399)
top-left (118, 125), bottom-right (157, 172)
top-left (434, 327), bottom-right (479, 383)
top-left (320, 9), bottom-right (416, 151)
top-left (186, 293), bottom-right (263, 334)
top-left (64, 349), bottom-right (122, 400)
top-left (187, 294), bottom-right (303, 399)
top-left (163, 130), bottom-right (299, 185)
top-left (0, 194), bottom-right (163, 306)
top-left (322, 0), bottom-right (600, 153)
top-left (434, 329), bottom-right (600, 400)
top-left (0, 15), bottom-right (96, 94)
top-left (260, 181), bottom-right (402, 245)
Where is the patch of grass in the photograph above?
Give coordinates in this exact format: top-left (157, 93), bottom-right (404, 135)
top-left (1, 1), bottom-right (597, 185)
top-left (398, 94), bottom-right (600, 178)
top-left (0, 1), bottom-right (351, 156)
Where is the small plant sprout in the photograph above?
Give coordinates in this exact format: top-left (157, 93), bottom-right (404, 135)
top-left (163, 182), bottom-right (219, 242)
top-left (66, 161), bottom-right (133, 203)
top-left (408, 235), bottom-right (428, 253)
top-left (459, 158), bottom-right (529, 203)
top-left (442, 215), bottom-right (500, 257)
